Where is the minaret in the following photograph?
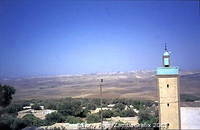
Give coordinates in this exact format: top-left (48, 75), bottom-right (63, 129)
top-left (156, 45), bottom-right (181, 129)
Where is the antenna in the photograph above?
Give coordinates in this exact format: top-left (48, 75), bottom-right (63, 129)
top-left (165, 43), bottom-right (167, 51)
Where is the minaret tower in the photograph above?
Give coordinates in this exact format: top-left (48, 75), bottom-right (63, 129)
top-left (156, 45), bottom-right (181, 129)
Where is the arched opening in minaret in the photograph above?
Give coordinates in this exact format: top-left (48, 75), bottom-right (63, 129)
top-left (167, 123), bottom-right (170, 127)
top-left (167, 84), bottom-right (169, 88)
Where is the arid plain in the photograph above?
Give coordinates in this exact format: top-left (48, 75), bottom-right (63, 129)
top-left (1, 71), bottom-right (200, 101)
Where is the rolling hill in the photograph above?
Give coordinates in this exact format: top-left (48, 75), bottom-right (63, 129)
top-left (0, 71), bottom-right (200, 101)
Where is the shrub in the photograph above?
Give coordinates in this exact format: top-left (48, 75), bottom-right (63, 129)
top-left (86, 114), bottom-right (100, 123)
top-left (5, 104), bottom-right (23, 115)
top-left (32, 104), bottom-right (42, 110)
top-left (0, 115), bottom-right (29, 130)
top-left (101, 110), bottom-right (114, 118)
top-left (86, 103), bottom-right (96, 110)
top-left (57, 100), bottom-right (82, 117)
top-left (112, 110), bottom-right (121, 117)
top-left (22, 114), bottom-right (45, 126)
top-left (0, 115), bottom-right (15, 130)
top-left (131, 101), bottom-right (145, 110)
top-left (114, 103), bottom-right (125, 111)
top-left (65, 116), bottom-right (83, 124)
top-left (45, 112), bottom-right (66, 125)
top-left (180, 94), bottom-right (200, 102)
top-left (76, 109), bottom-right (89, 118)
top-left (120, 109), bottom-right (137, 117)
top-left (138, 109), bottom-right (158, 125)
top-left (11, 118), bottom-right (27, 130)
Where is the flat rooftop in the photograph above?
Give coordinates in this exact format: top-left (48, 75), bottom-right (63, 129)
top-left (181, 107), bottom-right (200, 129)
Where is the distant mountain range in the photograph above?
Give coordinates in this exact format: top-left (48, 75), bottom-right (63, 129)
top-left (0, 71), bottom-right (200, 101)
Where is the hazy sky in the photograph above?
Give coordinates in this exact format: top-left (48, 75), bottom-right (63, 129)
top-left (0, 0), bottom-right (200, 77)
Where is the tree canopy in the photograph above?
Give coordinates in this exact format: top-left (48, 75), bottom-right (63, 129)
top-left (0, 84), bottom-right (16, 108)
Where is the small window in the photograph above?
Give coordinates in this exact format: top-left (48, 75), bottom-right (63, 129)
top-left (167, 84), bottom-right (169, 88)
top-left (167, 103), bottom-right (169, 107)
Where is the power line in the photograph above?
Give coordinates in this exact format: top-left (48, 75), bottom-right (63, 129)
top-left (100, 78), bottom-right (103, 130)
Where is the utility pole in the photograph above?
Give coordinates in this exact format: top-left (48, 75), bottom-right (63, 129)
top-left (100, 78), bottom-right (103, 130)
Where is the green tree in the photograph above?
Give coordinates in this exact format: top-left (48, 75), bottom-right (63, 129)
top-left (65, 116), bottom-right (83, 124)
top-left (45, 112), bottom-right (66, 125)
top-left (76, 109), bottom-right (89, 118)
top-left (120, 109), bottom-right (137, 117)
top-left (0, 115), bottom-right (29, 130)
top-left (32, 104), bottom-right (42, 110)
top-left (44, 101), bottom-right (58, 110)
top-left (22, 114), bottom-right (45, 126)
top-left (0, 115), bottom-right (15, 130)
top-left (0, 84), bottom-right (15, 107)
top-left (58, 100), bottom-right (82, 116)
top-left (86, 114), bottom-right (100, 123)
top-left (86, 103), bottom-right (96, 110)
top-left (5, 104), bottom-right (23, 115)
top-left (11, 118), bottom-right (27, 130)
top-left (101, 110), bottom-right (114, 118)
top-left (138, 109), bottom-right (158, 125)
top-left (114, 103), bottom-right (125, 111)
top-left (112, 110), bottom-right (121, 117)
